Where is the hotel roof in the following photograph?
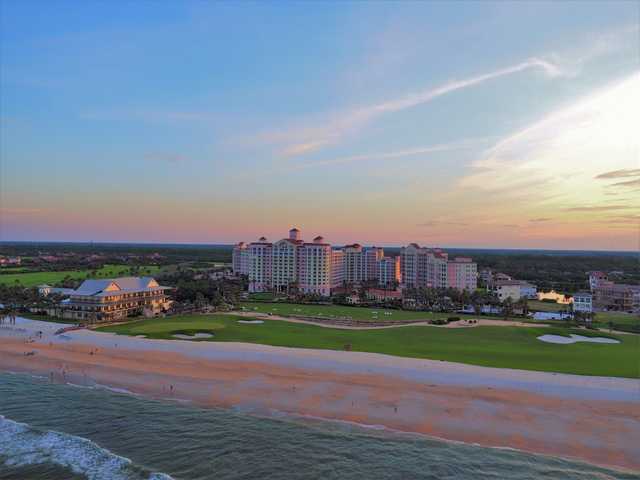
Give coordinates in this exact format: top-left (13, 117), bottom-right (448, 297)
top-left (72, 277), bottom-right (170, 297)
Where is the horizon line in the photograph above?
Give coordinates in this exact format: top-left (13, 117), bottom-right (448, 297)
top-left (0, 239), bottom-right (637, 254)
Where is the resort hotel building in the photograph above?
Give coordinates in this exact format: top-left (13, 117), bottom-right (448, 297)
top-left (233, 228), bottom-right (477, 296)
top-left (59, 277), bottom-right (172, 323)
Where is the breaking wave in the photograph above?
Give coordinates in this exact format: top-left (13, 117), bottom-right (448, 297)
top-left (0, 415), bottom-right (173, 480)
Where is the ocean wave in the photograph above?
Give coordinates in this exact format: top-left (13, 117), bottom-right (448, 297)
top-left (0, 415), bottom-right (174, 480)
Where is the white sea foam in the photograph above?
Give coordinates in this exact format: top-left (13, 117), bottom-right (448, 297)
top-left (0, 415), bottom-right (173, 480)
top-left (93, 383), bottom-right (140, 396)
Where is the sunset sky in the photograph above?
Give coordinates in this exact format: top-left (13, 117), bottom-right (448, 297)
top-left (1, 1), bottom-right (638, 250)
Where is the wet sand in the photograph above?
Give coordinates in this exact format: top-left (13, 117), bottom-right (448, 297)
top-left (1, 318), bottom-right (639, 472)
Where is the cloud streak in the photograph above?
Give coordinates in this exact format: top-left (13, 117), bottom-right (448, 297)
top-left (610, 178), bottom-right (640, 188)
top-left (272, 57), bottom-right (563, 157)
top-left (288, 138), bottom-right (490, 170)
top-left (564, 205), bottom-right (635, 212)
top-left (418, 220), bottom-right (469, 227)
top-left (595, 168), bottom-right (640, 179)
top-left (458, 72), bottom-right (640, 210)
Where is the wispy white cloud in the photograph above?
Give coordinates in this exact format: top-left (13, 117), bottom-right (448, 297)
top-left (595, 168), bottom-right (640, 179)
top-left (256, 25), bottom-right (637, 159)
top-left (458, 72), bottom-right (640, 215)
top-left (288, 137), bottom-right (491, 170)
top-left (271, 58), bottom-right (563, 157)
top-left (417, 220), bottom-right (469, 227)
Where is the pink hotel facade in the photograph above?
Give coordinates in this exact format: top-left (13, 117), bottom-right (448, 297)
top-left (233, 228), bottom-right (477, 296)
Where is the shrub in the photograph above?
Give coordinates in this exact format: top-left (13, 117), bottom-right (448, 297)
top-left (447, 317), bottom-right (460, 322)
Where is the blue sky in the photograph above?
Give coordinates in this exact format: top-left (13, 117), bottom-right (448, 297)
top-left (1, 1), bottom-right (638, 249)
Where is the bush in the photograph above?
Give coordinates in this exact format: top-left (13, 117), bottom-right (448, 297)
top-left (447, 317), bottom-right (460, 322)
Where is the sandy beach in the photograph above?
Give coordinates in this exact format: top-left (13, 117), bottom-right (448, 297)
top-left (1, 317), bottom-right (639, 473)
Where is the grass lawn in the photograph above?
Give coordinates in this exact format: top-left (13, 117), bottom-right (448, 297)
top-left (0, 264), bottom-right (161, 287)
top-left (239, 302), bottom-right (458, 322)
top-left (0, 267), bottom-right (30, 273)
top-left (97, 314), bottom-right (639, 378)
top-left (246, 292), bottom-right (279, 301)
top-left (593, 311), bottom-right (640, 333)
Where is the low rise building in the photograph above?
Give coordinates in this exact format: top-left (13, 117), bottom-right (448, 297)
top-left (492, 281), bottom-right (522, 302)
top-left (0, 256), bottom-right (21, 266)
top-left (478, 268), bottom-right (493, 286)
top-left (518, 282), bottom-right (538, 299)
top-left (594, 281), bottom-right (639, 312)
top-left (572, 291), bottom-right (593, 313)
top-left (60, 277), bottom-right (172, 323)
top-left (365, 288), bottom-right (402, 302)
top-left (38, 285), bottom-right (75, 297)
top-left (588, 271), bottom-right (608, 292)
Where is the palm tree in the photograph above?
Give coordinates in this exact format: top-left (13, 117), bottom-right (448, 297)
top-left (502, 297), bottom-right (514, 319)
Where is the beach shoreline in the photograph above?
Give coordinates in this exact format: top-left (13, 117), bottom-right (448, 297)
top-left (1, 318), bottom-right (639, 473)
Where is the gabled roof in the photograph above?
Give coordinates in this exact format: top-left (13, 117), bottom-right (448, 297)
top-left (74, 279), bottom-right (115, 295)
top-left (73, 277), bottom-right (166, 297)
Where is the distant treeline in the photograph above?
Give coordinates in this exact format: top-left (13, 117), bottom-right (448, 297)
top-left (1, 242), bottom-right (637, 293)
top-left (0, 242), bottom-right (233, 264)
top-left (469, 253), bottom-right (639, 292)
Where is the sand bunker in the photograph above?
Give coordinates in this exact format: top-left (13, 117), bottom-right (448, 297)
top-left (172, 333), bottom-right (214, 340)
top-left (238, 320), bottom-right (264, 324)
top-left (537, 334), bottom-right (620, 345)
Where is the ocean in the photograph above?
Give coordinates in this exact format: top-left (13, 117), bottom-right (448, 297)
top-left (0, 373), bottom-right (637, 480)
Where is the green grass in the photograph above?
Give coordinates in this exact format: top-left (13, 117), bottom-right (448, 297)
top-left (246, 292), bottom-right (278, 301)
top-left (594, 311), bottom-right (639, 326)
top-left (592, 311), bottom-right (640, 333)
top-left (0, 264), bottom-right (161, 287)
top-left (0, 267), bottom-right (30, 273)
top-left (97, 314), bottom-right (639, 378)
top-left (239, 302), bottom-right (457, 322)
